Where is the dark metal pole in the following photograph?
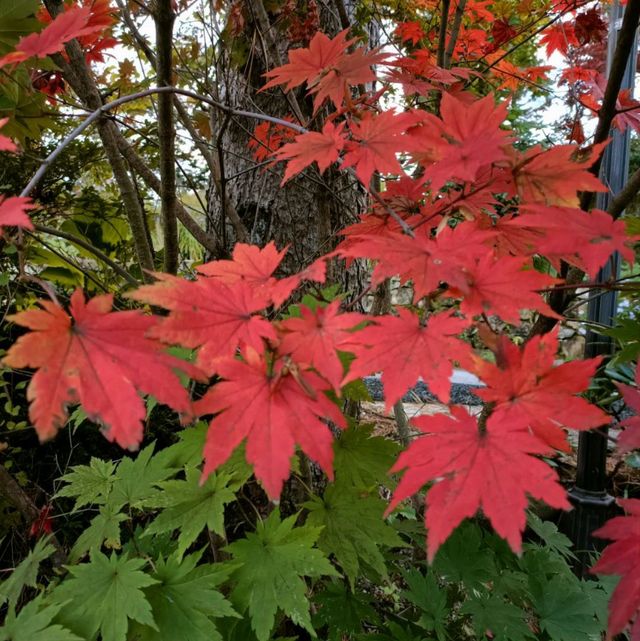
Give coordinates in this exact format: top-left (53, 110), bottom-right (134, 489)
top-left (567, 0), bottom-right (636, 575)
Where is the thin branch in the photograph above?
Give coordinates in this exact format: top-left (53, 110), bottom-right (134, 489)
top-left (43, 0), bottom-right (155, 277)
top-left (436, 0), bottom-right (451, 68)
top-left (33, 225), bottom-right (139, 286)
top-left (609, 163), bottom-right (640, 219)
top-left (528, 0), bottom-right (640, 338)
top-left (116, 135), bottom-right (221, 254)
top-left (581, 0), bottom-right (640, 210)
top-left (21, 86), bottom-right (306, 200)
top-left (443, 0), bottom-right (467, 69)
top-left (154, 0), bottom-right (179, 273)
top-left (116, 0), bottom-right (248, 247)
top-left (334, 0), bottom-right (351, 30)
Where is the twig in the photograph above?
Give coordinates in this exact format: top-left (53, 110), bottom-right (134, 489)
top-left (436, 0), bottom-right (451, 68)
top-left (443, 0), bottom-right (467, 69)
top-left (154, 0), bottom-right (179, 274)
top-left (32, 225), bottom-right (139, 286)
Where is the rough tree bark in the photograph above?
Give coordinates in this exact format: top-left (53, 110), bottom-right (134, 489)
top-left (206, 0), bottom-right (370, 296)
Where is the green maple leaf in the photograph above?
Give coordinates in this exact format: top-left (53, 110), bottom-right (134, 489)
top-left (55, 457), bottom-right (116, 511)
top-left (155, 422), bottom-right (208, 469)
top-left (530, 575), bottom-right (604, 641)
top-left (305, 481), bottom-right (404, 585)
top-left (69, 504), bottom-right (127, 562)
top-left (333, 422), bottom-right (399, 488)
top-left (526, 513), bottom-right (575, 560)
top-left (0, 599), bottom-right (81, 641)
top-left (144, 467), bottom-right (238, 557)
top-left (225, 509), bottom-right (338, 641)
top-left (53, 551), bottom-right (158, 641)
top-left (312, 582), bottom-right (378, 641)
top-left (109, 444), bottom-right (176, 509)
top-left (130, 552), bottom-right (237, 641)
top-left (402, 569), bottom-right (448, 641)
top-left (0, 538), bottom-right (53, 609)
top-left (433, 522), bottom-right (496, 589)
top-left (462, 594), bottom-right (535, 641)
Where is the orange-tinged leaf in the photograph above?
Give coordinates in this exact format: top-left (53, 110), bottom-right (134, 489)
top-left (197, 242), bottom-right (324, 308)
top-left (128, 273), bottom-right (276, 373)
top-left (195, 349), bottom-right (346, 498)
top-left (335, 223), bottom-right (495, 301)
top-left (2, 290), bottom-right (199, 448)
top-left (512, 206), bottom-right (638, 277)
top-left (0, 5), bottom-right (106, 68)
top-left (539, 21), bottom-right (579, 57)
top-left (274, 121), bottom-right (346, 183)
top-left (310, 46), bottom-right (386, 112)
top-left (198, 241), bottom-right (287, 285)
top-left (514, 144), bottom-right (606, 207)
top-left (387, 407), bottom-right (570, 562)
top-left (262, 29), bottom-right (353, 93)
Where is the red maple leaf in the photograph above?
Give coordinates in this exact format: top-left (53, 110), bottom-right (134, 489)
top-left (35, 0), bottom-right (117, 65)
top-left (200, 241), bottom-right (290, 298)
top-left (511, 206), bottom-right (638, 277)
top-left (574, 7), bottom-right (607, 45)
top-left (335, 223), bottom-right (495, 301)
top-left (195, 348), bottom-right (346, 498)
top-left (386, 406), bottom-right (570, 562)
top-left (409, 93), bottom-right (510, 191)
top-left (274, 121), bottom-right (346, 184)
top-left (341, 309), bottom-right (473, 407)
top-left (29, 505), bottom-right (53, 538)
top-left (592, 499), bottom-right (640, 640)
top-left (491, 19), bottom-right (517, 48)
top-left (0, 196), bottom-right (34, 236)
top-left (0, 5), bottom-right (107, 68)
top-left (539, 21), bottom-right (579, 57)
top-left (310, 46), bottom-right (386, 112)
top-left (128, 273), bottom-right (276, 373)
top-left (248, 119), bottom-right (296, 162)
top-left (198, 241), bottom-right (286, 285)
top-left (449, 254), bottom-right (561, 324)
top-left (278, 300), bottom-right (365, 389)
top-left (197, 242), bottom-right (324, 307)
top-left (262, 29), bottom-right (353, 94)
top-left (472, 331), bottom-right (608, 450)
top-left (514, 144), bottom-right (606, 207)
top-left (342, 110), bottom-right (415, 185)
top-left (2, 290), bottom-right (200, 448)
top-left (394, 21), bottom-right (425, 45)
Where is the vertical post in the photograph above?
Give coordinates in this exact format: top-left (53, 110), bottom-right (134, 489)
top-left (567, 0), bottom-right (636, 576)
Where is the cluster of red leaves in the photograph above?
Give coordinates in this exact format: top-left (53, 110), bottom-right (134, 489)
top-left (2, 8), bottom-right (640, 640)
top-left (248, 119), bottom-right (297, 163)
top-left (0, 0), bottom-right (116, 71)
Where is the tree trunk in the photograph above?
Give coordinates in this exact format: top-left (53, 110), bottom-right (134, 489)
top-left (206, 0), bottom-right (369, 297)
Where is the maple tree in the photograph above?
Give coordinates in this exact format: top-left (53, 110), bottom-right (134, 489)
top-left (0, 1), bottom-right (639, 640)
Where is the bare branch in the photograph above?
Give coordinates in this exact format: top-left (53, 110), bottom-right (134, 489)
top-left (154, 0), bottom-right (179, 274)
top-left (33, 225), bottom-right (139, 286)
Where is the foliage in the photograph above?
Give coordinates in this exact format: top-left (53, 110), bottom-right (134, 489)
top-left (0, 0), bottom-right (639, 640)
